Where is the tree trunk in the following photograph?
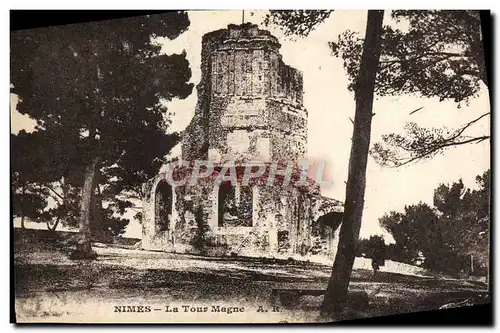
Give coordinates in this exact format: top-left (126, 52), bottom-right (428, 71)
top-left (92, 181), bottom-right (107, 243)
top-left (478, 11), bottom-right (490, 88)
top-left (70, 156), bottom-right (99, 260)
top-left (320, 10), bottom-right (384, 318)
top-left (20, 185), bottom-right (26, 229)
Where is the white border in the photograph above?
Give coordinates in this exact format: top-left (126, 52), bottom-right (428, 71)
top-left (2, 2), bottom-right (498, 333)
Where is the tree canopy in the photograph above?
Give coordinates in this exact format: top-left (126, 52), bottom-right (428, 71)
top-left (353, 11), bottom-right (489, 167)
top-left (356, 235), bottom-right (386, 260)
top-left (264, 10), bottom-right (333, 37)
top-left (331, 11), bottom-right (487, 102)
top-left (379, 169), bottom-right (490, 275)
top-left (11, 12), bottom-right (193, 251)
top-left (11, 13), bottom-right (192, 169)
top-left (266, 10), bottom-right (490, 168)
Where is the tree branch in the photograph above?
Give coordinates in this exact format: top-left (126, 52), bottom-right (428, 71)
top-left (372, 112), bottom-right (490, 168)
top-left (385, 135), bottom-right (490, 168)
top-left (44, 184), bottom-right (65, 202)
top-left (449, 112), bottom-right (490, 140)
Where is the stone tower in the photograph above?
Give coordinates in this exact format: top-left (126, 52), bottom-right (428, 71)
top-left (142, 23), bottom-right (343, 258)
top-left (182, 23), bottom-right (307, 164)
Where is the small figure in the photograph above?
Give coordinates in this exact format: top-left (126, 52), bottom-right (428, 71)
top-left (371, 257), bottom-right (382, 277)
top-left (368, 235), bottom-right (386, 277)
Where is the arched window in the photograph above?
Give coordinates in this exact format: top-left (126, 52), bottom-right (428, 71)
top-left (218, 183), bottom-right (253, 227)
top-left (155, 180), bottom-right (172, 232)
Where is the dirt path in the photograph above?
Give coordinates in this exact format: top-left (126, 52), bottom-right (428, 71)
top-left (14, 239), bottom-right (489, 323)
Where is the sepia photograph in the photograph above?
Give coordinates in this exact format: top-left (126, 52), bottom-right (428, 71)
top-left (10, 9), bottom-right (491, 324)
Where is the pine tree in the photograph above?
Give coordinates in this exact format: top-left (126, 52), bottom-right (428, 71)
top-left (11, 12), bottom-right (194, 258)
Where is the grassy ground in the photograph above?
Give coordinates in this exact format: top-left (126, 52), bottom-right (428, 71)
top-left (13, 230), bottom-right (489, 323)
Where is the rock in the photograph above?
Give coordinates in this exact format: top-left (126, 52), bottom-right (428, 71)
top-left (347, 291), bottom-right (370, 311)
top-left (439, 298), bottom-right (473, 309)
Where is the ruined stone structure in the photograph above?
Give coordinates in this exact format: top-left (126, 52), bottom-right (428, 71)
top-left (142, 23), bottom-right (343, 258)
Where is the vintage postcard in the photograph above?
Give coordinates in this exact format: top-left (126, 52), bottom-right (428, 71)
top-left (11, 10), bottom-right (491, 324)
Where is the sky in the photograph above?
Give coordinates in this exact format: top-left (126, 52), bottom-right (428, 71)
top-left (11, 10), bottom-right (491, 242)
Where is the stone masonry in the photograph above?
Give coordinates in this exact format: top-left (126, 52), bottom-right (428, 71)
top-left (142, 23), bottom-right (343, 258)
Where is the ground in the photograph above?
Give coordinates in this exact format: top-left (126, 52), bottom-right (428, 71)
top-left (13, 229), bottom-right (489, 323)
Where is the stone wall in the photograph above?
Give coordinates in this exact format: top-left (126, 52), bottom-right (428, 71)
top-left (143, 168), bottom-right (342, 259)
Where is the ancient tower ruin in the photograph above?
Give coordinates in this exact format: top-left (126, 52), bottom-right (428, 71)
top-left (142, 23), bottom-right (343, 258)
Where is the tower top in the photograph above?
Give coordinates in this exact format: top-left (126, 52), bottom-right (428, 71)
top-left (202, 23), bottom-right (281, 51)
top-left (182, 22), bottom-right (307, 162)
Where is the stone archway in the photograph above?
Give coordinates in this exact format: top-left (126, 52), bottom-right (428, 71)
top-left (155, 179), bottom-right (173, 233)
